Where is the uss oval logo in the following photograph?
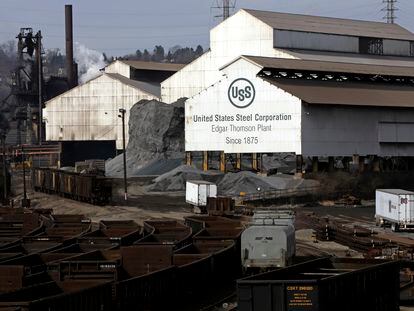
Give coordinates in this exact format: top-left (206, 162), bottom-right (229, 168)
top-left (228, 78), bottom-right (256, 108)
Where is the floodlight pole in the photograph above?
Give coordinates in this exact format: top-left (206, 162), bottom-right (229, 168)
top-left (1, 134), bottom-right (7, 202)
top-left (118, 108), bottom-right (127, 201)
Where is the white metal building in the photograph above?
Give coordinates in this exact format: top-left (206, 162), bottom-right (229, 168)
top-left (44, 60), bottom-right (183, 149)
top-left (182, 9), bottom-right (414, 167)
top-left (162, 9), bottom-right (414, 103)
top-left (186, 55), bottom-right (414, 157)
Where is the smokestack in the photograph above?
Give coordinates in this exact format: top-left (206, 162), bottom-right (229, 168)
top-left (65, 4), bottom-right (76, 88)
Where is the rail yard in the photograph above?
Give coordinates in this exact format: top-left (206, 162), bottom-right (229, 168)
top-left (2, 1), bottom-right (414, 310)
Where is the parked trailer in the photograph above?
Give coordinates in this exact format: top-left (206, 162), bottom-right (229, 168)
top-left (375, 189), bottom-right (414, 231)
top-left (186, 180), bottom-right (217, 213)
top-left (237, 257), bottom-right (400, 311)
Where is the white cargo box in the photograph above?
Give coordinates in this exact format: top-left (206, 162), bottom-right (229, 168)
top-left (375, 189), bottom-right (414, 231)
top-left (186, 180), bottom-right (217, 207)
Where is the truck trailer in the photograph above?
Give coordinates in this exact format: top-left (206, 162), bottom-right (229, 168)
top-left (185, 180), bottom-right (217, 213)
top-left (375, 189), bottom-right (414, 232)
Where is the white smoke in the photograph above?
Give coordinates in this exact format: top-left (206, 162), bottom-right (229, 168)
top-left (74, 43), bottom-right (106, 84)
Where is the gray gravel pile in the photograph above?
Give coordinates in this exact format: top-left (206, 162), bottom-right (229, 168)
top-left (146, 164), bottom-right (319, 195)
top-left (217, 171), bottom-right (319, 196)
top-left (106, 99), bottom-right (186, 177)
top-left (146, 165), bottom-right (224, 192)
top-left (261, 153), bottom-right (296, 174)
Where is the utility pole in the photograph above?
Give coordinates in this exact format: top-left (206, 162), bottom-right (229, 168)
top-left (36, 31), bottom-right (43, 145)
top-left (1, 134), bottom-right (7, 203)
top-left (223, 0), bottom-right (230, 20)
top-left (21, 145), bottom-right (30, 207)
top-left (213, 0), bottom-right (236, 21)
top-left (118, 109), bottom-right (127, 201)
top-left (382, 0), bottom-right (397, 24)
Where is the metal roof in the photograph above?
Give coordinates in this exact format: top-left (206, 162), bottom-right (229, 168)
top-left (281, 49), bottom-right (414, 68)
top-left (120, 60), bottom-right (185, 72)
top-left (106, 73), bottom-right (161, 98)
top-left (243, 9), bottom-right (414, 41)
top-left (265, 78), bottom-right (414, 108)
top-left (243, 55), bottom-right (414, 77)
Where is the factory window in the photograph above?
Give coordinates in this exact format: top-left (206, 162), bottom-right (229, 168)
top-left (359, 37), bottom-right (383, 55)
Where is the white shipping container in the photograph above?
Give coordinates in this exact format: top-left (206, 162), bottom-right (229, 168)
top-left (375, 189), bottom-right (414, 231)
top-left (185, 181), bottom-right (217, 207)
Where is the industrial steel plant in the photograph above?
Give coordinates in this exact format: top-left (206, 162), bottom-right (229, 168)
top-left (1, 1), bottom-right (414, 310)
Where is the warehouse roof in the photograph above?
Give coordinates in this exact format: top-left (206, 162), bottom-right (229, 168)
top-left (265, 78), bottom-right (414, 108)
top-left (241, 55), bottom-right (414, 77)
top-left (120, 60), bottom-right (185, 72)
top-left (243, 9), bottom-right (414, 41)
top-left (280, 49), bottom-right (414, 68)
top-left (106, 73), bottom-right (161, 97)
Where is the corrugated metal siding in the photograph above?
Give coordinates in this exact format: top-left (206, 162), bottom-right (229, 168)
top-left (274, 30), bottom-right (359, 53)
top-left (378, 122), bottom-right (414, 143)
top-left (44, 74), bottom-right (159, 149)
top-left (185, 58), bottom-right (302, 154)
top-left (161, 10), bottom-right (295, 103)
top-left (104, 60), bottom-right (130, 78)
top-left (301, 105), bottom-right (414, 156)
top-left (383, 39), bottom-right (412, 57)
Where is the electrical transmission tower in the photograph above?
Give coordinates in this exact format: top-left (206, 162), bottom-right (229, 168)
top-left (212, 0), bottom-right (236, 21)
top-left (382, 0), bottom-right (397, 24)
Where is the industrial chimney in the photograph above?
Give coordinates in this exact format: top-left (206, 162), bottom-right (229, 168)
top-left (65, 4), bottom-right (77, 88)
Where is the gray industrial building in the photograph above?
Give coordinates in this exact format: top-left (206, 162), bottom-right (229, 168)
top-left (44, 60), bottom-right (183, 165)
top-left (182, 9), bottom-right (414, 171)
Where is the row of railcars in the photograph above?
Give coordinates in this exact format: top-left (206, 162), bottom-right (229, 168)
top-left (0, 211), bottom-right (244, 311)
top-left (32, 168), bottom-right (112, 205)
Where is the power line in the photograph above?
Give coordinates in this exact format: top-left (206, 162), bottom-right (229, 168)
top-left (382, 0), bottom-right (398, 23)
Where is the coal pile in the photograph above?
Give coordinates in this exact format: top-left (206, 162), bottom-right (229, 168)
top-left (146, 165), bottom-right (224, 192)
top-left (106, 99), bottom-right (186, 177)
top-left (217, 171), bottom-right (319, 196)
top-left (146, 164), bottom-right (319, 195)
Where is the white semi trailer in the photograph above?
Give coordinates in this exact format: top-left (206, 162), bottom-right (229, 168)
top-left (185, 180), bottom-right (217, 213)
top-left (375, 189), bottom-right (414, 232)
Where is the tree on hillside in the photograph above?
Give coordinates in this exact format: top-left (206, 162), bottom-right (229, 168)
top-left (118, 44), bottom-right (204, 64)
top-left (142, 49), bottom-right (150, 61)
top-left (195, 45), bottom-right (203, 56)
top-left (152, 45), bottom-right (165, 62)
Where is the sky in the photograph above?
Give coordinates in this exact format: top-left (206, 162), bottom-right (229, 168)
top-left (0, 0), bottom-right (413, 56)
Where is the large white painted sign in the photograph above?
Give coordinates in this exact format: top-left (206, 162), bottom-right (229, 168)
top-left (185, 73), bottom-right (302, 154)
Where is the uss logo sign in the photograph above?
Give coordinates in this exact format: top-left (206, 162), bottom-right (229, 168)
top-left (228, 78), bottom-right (256, 108)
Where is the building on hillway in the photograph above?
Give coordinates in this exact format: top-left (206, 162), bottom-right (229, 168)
top-left (43, 60), bottom-right (184, 165)
top-left (178, 9), bottom-right (414, 172)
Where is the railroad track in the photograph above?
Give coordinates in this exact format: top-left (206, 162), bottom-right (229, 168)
top-left (0, 209), bottom-right (244, 311)
top-left (309, 214), bottom-right (404, 257)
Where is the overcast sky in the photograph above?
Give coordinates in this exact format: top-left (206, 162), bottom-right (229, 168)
top-left (0, 0), bottom-right (413, 56)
